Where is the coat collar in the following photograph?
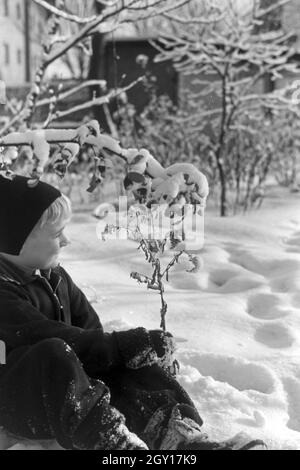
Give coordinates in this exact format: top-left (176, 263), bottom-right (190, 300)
top-left (0, 254), bottom-right (60, 287)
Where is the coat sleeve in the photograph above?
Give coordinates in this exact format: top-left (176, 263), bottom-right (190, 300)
top-left (0, 282), bottom-right (169, 376)
top-left (59, 267), bottom-right (102, 330)
top-left (0, 282), bottom-right (122, 376)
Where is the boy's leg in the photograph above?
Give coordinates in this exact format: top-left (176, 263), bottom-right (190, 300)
top-left (101, 364), bottom-right (203, 447)
top-left (0, 339), bottom-right (146, 450)
top-left (102, 366), bottom-right (266, 451)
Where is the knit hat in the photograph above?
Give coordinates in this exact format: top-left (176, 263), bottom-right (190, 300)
top-left (0, 175), bottom-right (61, 255)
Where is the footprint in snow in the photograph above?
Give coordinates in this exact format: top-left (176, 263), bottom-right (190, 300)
top-left (178, 353), bottom-right (277, 394)
top-left (254, 323), bottom-right (295, 349)
top-left (286, 246), bottom-right (300, 254)
top-left (283, 230), bottom-right (300, 253)
top-left (247, 293), bottom-right (291, 320)
top-left (270, 271), bottom-right (300, 294)
top-left (209, 268), bottom-right (265, 293)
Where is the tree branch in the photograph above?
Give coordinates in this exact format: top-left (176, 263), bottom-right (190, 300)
top-left (50, 76), bottom-right (144, 122)
top-left (36, 80), bottom-right (107, 109)
top-left (255, 0), bottom-right (291, 19)
top-left (32, 0), bottom-right (98, 24)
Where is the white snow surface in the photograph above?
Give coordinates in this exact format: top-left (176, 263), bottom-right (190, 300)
top-left (1, 187), bottom-right (300, 450)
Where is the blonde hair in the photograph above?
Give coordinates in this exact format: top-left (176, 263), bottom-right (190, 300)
top-left (36, 194), bottom-right (72, 231)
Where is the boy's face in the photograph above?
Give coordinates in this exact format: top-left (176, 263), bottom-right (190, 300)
top-left (20, 219), bottom-right (70, 270)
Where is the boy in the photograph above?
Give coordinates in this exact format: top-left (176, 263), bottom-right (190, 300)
top-left (0, 175), bottom-right (264, 450)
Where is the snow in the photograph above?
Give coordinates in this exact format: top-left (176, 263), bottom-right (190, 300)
top-left (2, 186), bottom-right (300, 450)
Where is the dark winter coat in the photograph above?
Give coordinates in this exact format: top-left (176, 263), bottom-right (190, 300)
top-left (0, 255), bottom-right (157, 378)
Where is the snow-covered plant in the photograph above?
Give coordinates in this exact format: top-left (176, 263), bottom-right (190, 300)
top-left (221, 110), bottom-right (275, 212)
top-left (152, 0), bottom-right (300, 216)
top-left (94, 143), bottom-right (208, 332)
top-left (130, 233), bottom-right (200, 333)
top-left (270, 110), bottom-right (300, 189)
top-left (102, 206), bottom-right (202, 338)
top-left (221, 106), bottom-right (300, 211)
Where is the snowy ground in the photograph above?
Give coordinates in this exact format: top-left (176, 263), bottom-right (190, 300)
top-left (2, 187), bottom-right (300, 450)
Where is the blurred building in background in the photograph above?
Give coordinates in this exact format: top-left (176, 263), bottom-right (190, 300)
top-left (0, 0), bottom-right (47, 85)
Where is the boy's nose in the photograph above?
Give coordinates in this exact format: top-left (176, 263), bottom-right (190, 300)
top-left (60, 234), bottom-right (71, 248)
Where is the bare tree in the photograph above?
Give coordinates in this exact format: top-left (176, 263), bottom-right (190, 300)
top-left (0, 0), bottom-right (190, 136)
top-left (152, 0), bottom-right (300, 216)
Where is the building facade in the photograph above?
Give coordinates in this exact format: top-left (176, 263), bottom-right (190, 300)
top-left (0, 0), bottom-right (46, 86)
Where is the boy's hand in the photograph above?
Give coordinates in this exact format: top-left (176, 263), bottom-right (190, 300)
top-left (114, 327), bottom-right (176, 371)
top-left (149, 330), bottom-right (176, 370)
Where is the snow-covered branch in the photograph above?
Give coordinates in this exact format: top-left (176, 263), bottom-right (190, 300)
top-left (36, 80), bottom-right (107, 109)
top-left (0, 120), bottom-right (209, 216)
top-left (32, 0), bottom-right (98, 24)
top-left (50, 77), bottom-right (145, 122)
top-left (255, 0), bottom-right (291, 19)
top-left (119, 0), bottom-right (191, 24)
top-left (42, 1), bottom-right (132, 67)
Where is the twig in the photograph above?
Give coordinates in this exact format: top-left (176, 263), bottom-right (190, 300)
top-left (32, 0), bottom-right (98, 24)
top-left (51, 77), bottom-right (144, 122)
top-left (162, 251), bottom-right (185, 280)
top-left (36, 80), bottom-right (107, 108)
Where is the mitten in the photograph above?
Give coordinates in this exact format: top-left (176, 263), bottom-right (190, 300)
top-left (114, 327), bottom-right (158, 369)
top-left (114, 327), bottom-right (176, 370)
top-left (149, 330), bottom-right (176, 370)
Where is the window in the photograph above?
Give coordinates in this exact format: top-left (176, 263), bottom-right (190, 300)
top-left (4, 43), bottom-right (10, 65)
top-left (3, 0), bottom-right (9, 16)
top-left (16, 3), bottom-right (21, 20)
top-left (17, 49), bottom-right (22, 65)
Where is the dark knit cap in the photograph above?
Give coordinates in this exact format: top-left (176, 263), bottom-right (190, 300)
top-left (0, 175), bottom-right (61, 255)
